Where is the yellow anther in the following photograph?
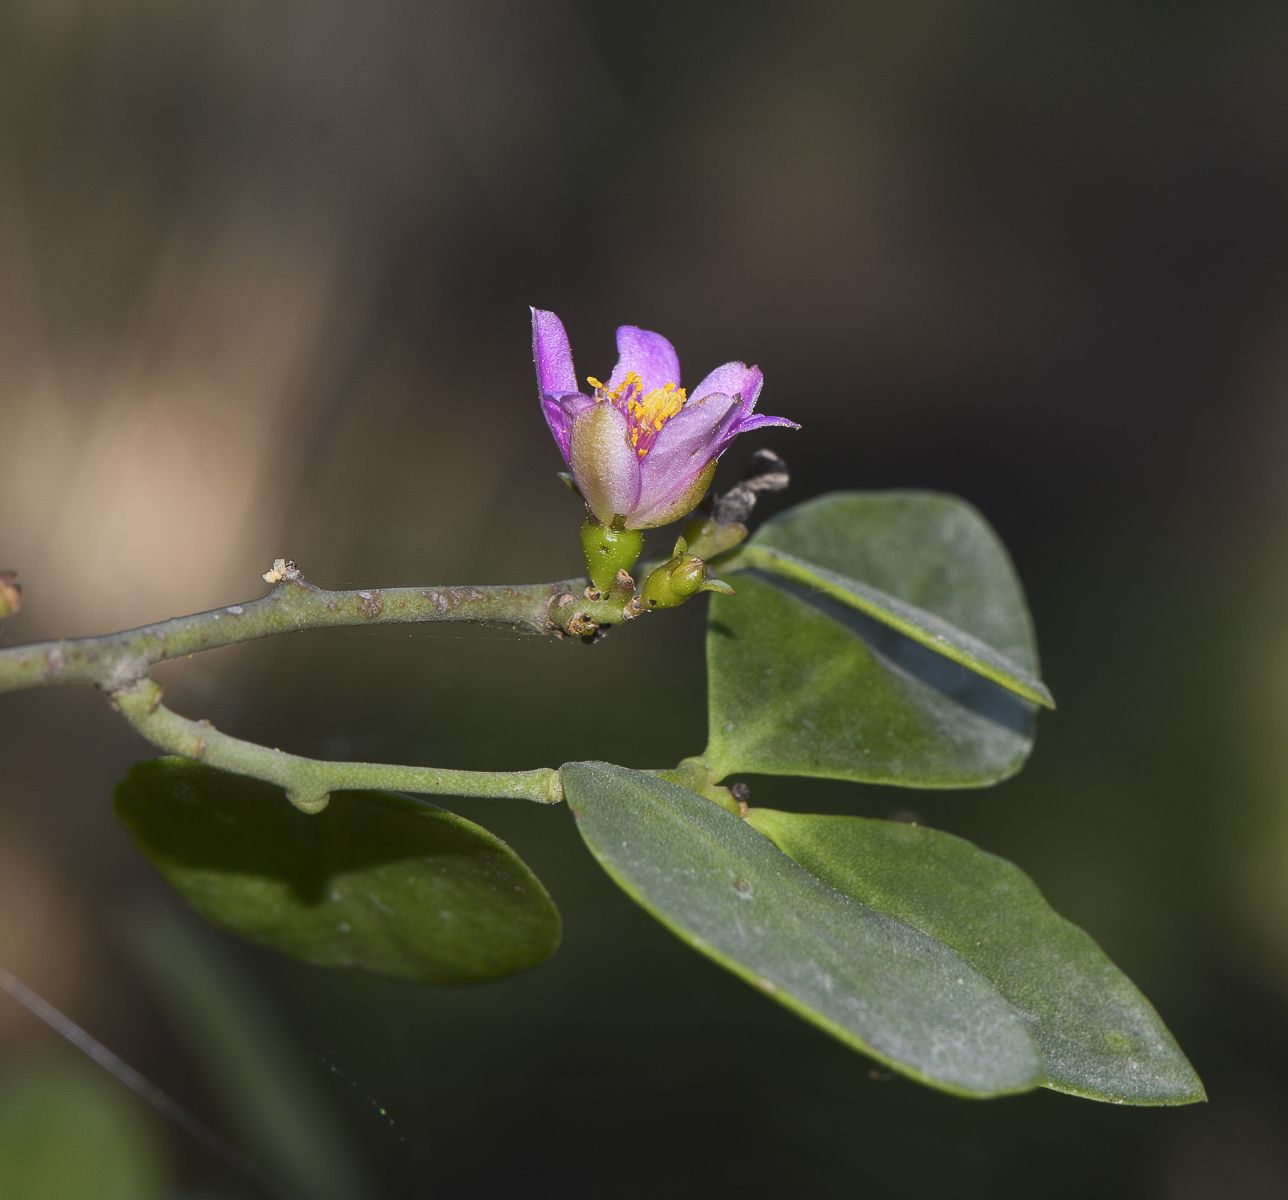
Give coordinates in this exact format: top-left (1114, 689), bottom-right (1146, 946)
top-left (589, 370), bottom-right (686, 457)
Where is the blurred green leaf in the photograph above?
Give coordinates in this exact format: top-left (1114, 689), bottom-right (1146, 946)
top-left (120, 896), bottom-right (372, 1200)
top-left (0, 1053), bottom-right (170, 1200)
top-left (114, 757), bottom-right (561, 985)
top-left (708, 491), bottom-right (1044, 786)
top-left (562, 762), bottom-right (1043, 1098)
top-left (746, 808), bottom-right (1205, 1106)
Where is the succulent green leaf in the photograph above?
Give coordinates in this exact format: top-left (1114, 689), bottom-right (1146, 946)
top-left (707, 491), bottom-right (1045, 786)
top-left (562, 762), bottom-right (1043, 1098)
top-left (113, 757), bottom-right (560, 985)
top-left (746, 809), bottom-right (1205, 1105)
top-left (731, 545), bottom-right (1052, 708)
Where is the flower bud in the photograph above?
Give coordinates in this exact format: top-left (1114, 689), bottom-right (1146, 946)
top-left (580, 519), bottom-right (644, 597)
top-left (640, 539), bottom-right (736, 610)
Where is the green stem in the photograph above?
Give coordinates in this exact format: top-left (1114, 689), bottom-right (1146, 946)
top-left (0, 572), bottom-right (630, 695)
top-left (113, 679), bottom-right (563, 811)
top-left (646, 756), bottom-right (742, 815)
top-left (0, 562), bottom-right (644, 811)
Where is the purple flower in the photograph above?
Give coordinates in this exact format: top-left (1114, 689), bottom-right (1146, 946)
top-left (531, 309), bottom-right (799, 529)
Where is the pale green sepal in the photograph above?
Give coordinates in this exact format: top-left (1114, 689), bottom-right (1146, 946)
top-left (633, 460), bottom-right (718, 529)
top-left (570, 403), bottom-right (638, 526)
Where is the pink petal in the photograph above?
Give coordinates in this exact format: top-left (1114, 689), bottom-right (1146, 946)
top-left (541, 392), bottom-right (595, 462)
top-left (634, 393), bottom-right (738, 521)
top-left (691, 362), bottom-right (763, 419)
top-left (713, 411), bottom-right (799, 458)
top-left (541, 398), bottom-right (572, 461)
top-left (606, 326), bottom-right (682, 394)
top-left (531, 308), bottom-right (579, 398)
top-left (732, 412), bottom-right (799, 433)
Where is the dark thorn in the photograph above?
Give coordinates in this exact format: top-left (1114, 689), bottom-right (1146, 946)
top-left (743, 448), bottom-right (790, 492)
top-left (712, 449), bottom-right (790, 526)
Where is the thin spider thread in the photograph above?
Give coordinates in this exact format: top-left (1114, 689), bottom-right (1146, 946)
top-left (309, 1051), bottom-right (405, 1142)
top-left (0, 966), bottom-right (294, 1200)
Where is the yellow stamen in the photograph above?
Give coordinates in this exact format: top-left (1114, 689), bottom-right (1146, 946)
top-left (625, 383), bottom-right (686, 454)
top-left (587, 371), bottom-right (687, 456)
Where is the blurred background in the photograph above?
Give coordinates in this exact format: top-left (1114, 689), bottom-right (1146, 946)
top-left (4, 1), bottom-right (1288, 1195)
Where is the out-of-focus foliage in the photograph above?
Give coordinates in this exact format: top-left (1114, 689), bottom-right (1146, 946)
top-left (0, 1053), bottom-right (170, 1200)
top-left (120, 897), bottom-right (373, 1200)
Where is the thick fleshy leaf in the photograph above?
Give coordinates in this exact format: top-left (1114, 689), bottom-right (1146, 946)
top-left (113, 758), bottom-right (560, 985)
top-left (562, 762), bottom-right (1043, 1098)
top-left (707, 491), bottom-right (1044, 786)
top-left (730, 545), bottom-right (1053, 708)
top-left (745, 809), bottom-right (1205, 1105)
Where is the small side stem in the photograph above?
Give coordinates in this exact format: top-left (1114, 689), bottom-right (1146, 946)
top-left (647, 756), bottom-right (742, 815)
top-left (0, 563), bottom-right (640, 812)
top-left (112, 680), bottom-right (563, 811)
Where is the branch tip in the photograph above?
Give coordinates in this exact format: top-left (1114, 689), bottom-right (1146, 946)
top-left (262, 558), bottom-right (304, 585)
top-left (0, 570), bottom-right (21, 618)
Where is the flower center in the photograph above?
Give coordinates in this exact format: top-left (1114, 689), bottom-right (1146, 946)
top-left (587, 371), bottom-right (687, 458)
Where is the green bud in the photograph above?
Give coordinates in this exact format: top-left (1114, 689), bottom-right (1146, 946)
top-left (640, 544), bottom-right (735, 610)
top-left (580, 519), bottom-right (644, 597)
